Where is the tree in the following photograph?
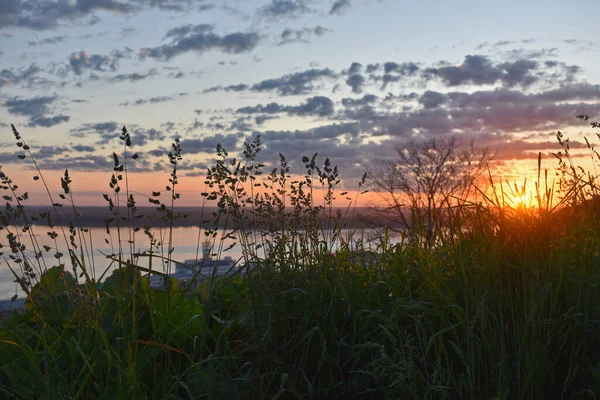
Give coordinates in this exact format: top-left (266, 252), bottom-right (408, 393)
top-left (370, 136), bottom-right (492, 246)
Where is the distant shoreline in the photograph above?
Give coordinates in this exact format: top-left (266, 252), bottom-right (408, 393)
top-left (4, 206), bottom-right (398, 229)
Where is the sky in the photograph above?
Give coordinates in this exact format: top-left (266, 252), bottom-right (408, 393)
top-left (0, 0), bottom-right (599, 206)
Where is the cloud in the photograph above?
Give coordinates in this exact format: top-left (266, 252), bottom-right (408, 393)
top-left (180, 133), bottom-right (243, 154)
top-left (132, 0), bottom-right (213, 12)
top-left (0, 64), bottom-right (41, 90)
top-left (237, 96), bottom-right (335, 117)
top-left (28, 115), bottom-right (70, 127)
top-left (419, 90), bottom-right (448, 109)
top-left (203, 83), bottom-right (249, 93)
top-left (497, 59), bottom-right (538, 87)
top-left (37, 153), bottom-right (153, 172)
top-left (248, 122), bottom-right (367, 177)
top-left (255, 115), bottom-right (279, 125)
top-left (228, 117), bottom-right (253, 132)
top-left (413, 84), bottom-right (600, 111)
top-left (345, 62), bottom-right (366, 93)
top-left (258, 0), bottom-right (311, 20)
top-left (346, 74), bottom-right (365, 93)
top-left (142, 24), bottom-right (261, 61)
top-left (329, 0), bottom-right (350, 15)
top-left (0, 0), bottom-right (212, 30)
top-left (278, 26), bottom-right (330, 46)
top-left (341, 94), bottom-right (377, 107)
top-left (501, 47), bottom-right (558, 60)
top-left (250, 68), bottom-right (337, 95)
top-left (348, 62), bottom-right (362, 75)
top-left (341, 90), bottom-right (600, 142)
top-left (163, 23), bottom-right (213, 40)
top-left (70, 121), bottom-right (120, 138)
top-left (69, 50), bottom-right (119, 75)
top-left (378, 61), bottom-right (420, 88)
top-left (0, 145), bottom-right (72, 162)
top-left (423, 55), bottom-right (539, 87)
top-left (72, 144), bottom-right (95, 152)
top-left (70, 122), bottom-right (166, 146)
top-left (3, 96), bottom-right (70, 128)
top-left (28, 35), bottom-right (68, 46)
top-left (110, 69), bottom-right (158, 82)
top-left (120, 93), bottom-right (188, 106)
top-left (0, 0), bottom-right (131, 30)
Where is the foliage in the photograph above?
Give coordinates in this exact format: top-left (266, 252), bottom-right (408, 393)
top-left (369, 136), bottom-right (491, 246)
top-left (1, 120), bottom-right (600, 399)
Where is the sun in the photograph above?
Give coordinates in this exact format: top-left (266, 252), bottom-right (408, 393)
top-left (511, 193), bottom-right (535, 209)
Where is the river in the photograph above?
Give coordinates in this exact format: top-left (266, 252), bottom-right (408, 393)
top-left (0, 226), bottom-right (385, 300)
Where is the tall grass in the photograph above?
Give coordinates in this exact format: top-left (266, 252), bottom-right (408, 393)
top-left (1, 120), bottom-right (600, 399)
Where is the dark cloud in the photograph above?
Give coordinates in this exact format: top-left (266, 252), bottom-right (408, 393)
top-left (141, 24), bottom-right (260, 61)
top-left (109, 47), bottom-right (134, 60)
top-left (365, 63), bottom-right (379, 73)
top-left (0, 64), bottom-right (41, 90)
top-left (70, 122), bottom-right (166, 146)
top-left (38, 153), bottom-right (153, 172)
top-left (278, 26), bottom-right (329, 46)
top-left (3, 96), bottom-right (70, 128)
top-left (255, 115), bottom-right (279, 125)
top-left (28, 35), bottom-right (68, 46)
top-left (502, 47), bottom-right (558, 60)
top-left (180, 133), bottom-right (243, 154)
top-left (70, 121), bottom-right (119, 138)
top-left (163, 23), bottom-right (213, 40)
top-left (0, 0), bottom-right (131, 30)
top-left (29, 114), bottom-right (70, 127)
top-left (130, 0), bottom-right (213, 12)
top-left (424, 55), bottom-right (539, 87)
top-left (72, 144), bottom-right (96, 152)
top-left (345, 62), bottom-right (366, 93)
top-left (203, 83), bottom-right (249, 93)
top-left (339, 89), bottom-right (600, 143)
top-left (494, 139), bottom-right (588, 161)
top-left (260, 122), bottom-right (360, 145)
top-left (69, 50), bottom-right (119, 75)
top-left (249, 123), bottom-right (367, 177)
top-left (341, 94), bottom-right (377, 107)
top-left (250, 68), bottom-right (337, 95)
top-left (120, 93), bottom-right (188, 106)
top-left (160, 121), bottom-right (179, 132)
top-left (259, 0), bottom-right (310, 19)
top-left (346, 74), bottom-right (365, 94)
top-left (237, 96), bottom-right (334, 117)
top-left (348, 62), bottom-right (362, 75)
top-left (329, 0), bottom-right (350, 15)
top-left (167, 70), bottom-right (185, 79)
top-left (412, 84), bottom-right (600, 111)
top-left (0, 145), bottom-right (70, 162)
top-left (497, 59), bottom-right (538, 87)
top-left (111, 69), bottom-right (158, 82)
top-left (0, 0), bottom-right (212, 30)
top-left (419, 90), bottom-right (448, 109)
top-left (32, 145), bottom-right (68, 158)
top-left (228, 117), bottom-right (253, 132)
top-left (370, 62), bottom-right (420, 88)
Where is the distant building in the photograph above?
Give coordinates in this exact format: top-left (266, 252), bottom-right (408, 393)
top-left (0, 298), bottom-right (26, 320)
top-left (148, 241), bottom-right (242, 289)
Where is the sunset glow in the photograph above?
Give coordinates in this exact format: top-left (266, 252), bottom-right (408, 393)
top-left (0, 0), bottom-right (598, 207)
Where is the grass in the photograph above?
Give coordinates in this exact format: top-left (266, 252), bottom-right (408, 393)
top-left (1, 122), bottom-right (600, 399)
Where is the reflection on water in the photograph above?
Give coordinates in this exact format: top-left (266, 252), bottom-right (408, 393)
top-left (0, 226), bottom-right (385, 300)
top-left (0, 227), bottom-right (238, 300)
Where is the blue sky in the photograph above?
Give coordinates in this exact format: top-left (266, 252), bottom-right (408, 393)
top-left (1, 0), bottom-right (599, 205)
